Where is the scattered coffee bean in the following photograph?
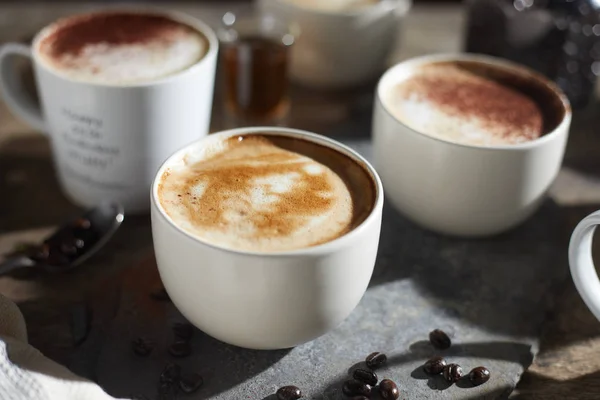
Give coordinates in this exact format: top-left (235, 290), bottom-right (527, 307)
top-left (172, 322), bottom-right (194, 341)
top-left (150, 288), bottom-right (171, 302)
top-left (159, 363), bottom-right (181, 384)
top-left (342, 379), bottom-right (371, 397)
top-left (429, 329), bottom-right (451, 350)
top-left (131, 337), bottom-right (153, 357)
top-left (443, 363), bottom-right (463, 383)
top-left (74, 218), bottom-right (92, 229)
top-left (276, 385), bottom-right (302, 400)
top-left (352, 368), bottom-right (378, 386)
top-left (379, 379), bottom-right (400, 400)
top-left (469, 366), bottom-right (490, 386)
top-left (168, 341), bottom-right (192, 358)
top-left (365, 351), bottom-right (387, 369)
top-left (423, 356), bottom-right (447, 375)
top-left (178, 372), bottom-right (204, 394)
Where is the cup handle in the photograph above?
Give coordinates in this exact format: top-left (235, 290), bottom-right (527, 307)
top-left (0, 43), bottom-right (46, 133)
top-left (569, 210), bottom-right (600, 321)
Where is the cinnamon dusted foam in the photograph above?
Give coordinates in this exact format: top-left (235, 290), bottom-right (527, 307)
top-left (384, 63), bottom-right (544, 146)
top-left (37, 12), bottom-right (208, 84)
top-left (158, 134), bottom-right (375, 252)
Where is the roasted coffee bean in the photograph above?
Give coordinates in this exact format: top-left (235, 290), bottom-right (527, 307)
top-left (74, 218), bottom-right (92, 229)
top-left (157, 381), bottom-right (176, 400)
top-left (168, 341), bottom-right (192, 358)
top-left (379, 379), bottom-right (400, 400)
top-left (159, 363), bottom-right (181, 384)
top-left (469, 366), bottom-right (490, 386)
top-left (276, 385), bottom-right (302, 400)
top-left (150, 288), bottom-right (171, 302)
top-left (429, 329), bottom-right (451, 350)
top-left (365, 351), bottom-right (387, 369)
top-left (131, 337), bottom-right (153, 357)
top-left (342, 379), bottom-right (371, 397)
top-left (179, 372), bottom-right (204, 394)
top-left (443, 363), bottom-right (463, 383)
top-left (352, 368), bottom-right (378, 386)
top-left (172, 322), bottom-right (194, 341)
top-left (423, 356), bottom-right (447, 375)
top-left (348, 397), bottom-right (369, 400)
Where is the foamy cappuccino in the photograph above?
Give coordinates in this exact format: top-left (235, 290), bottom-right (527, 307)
top-left (383, 62), bottom-right (546, 146)
top-left (158, 134), bottom-right (374, 252)
top-left (280, 0), bottom-right (380, 12)
top-left (37, 11), bottom-right (208, 84)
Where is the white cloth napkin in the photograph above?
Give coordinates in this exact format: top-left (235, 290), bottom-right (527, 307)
top-left (0, 294), bottom-right (124, 400)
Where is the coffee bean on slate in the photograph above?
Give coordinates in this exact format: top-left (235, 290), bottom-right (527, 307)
top-left (429, 329), bottom-right (451, 350)
top-left (150, 288), bottom-right (171, 302)
top-left (178, 372), bottom-right (204, 394)
top-left (131, 337), bottom-right (153, 357)
top-left (159, 363), bottom-right (181, 384)
top-left (172, 322), bottom-right (194, 341)
top-left (443, 364), bottom-right (463, 383)
top-left (469, 366), bottom-right (491, 386)
top-left (342, 379), bottom-right (371, 397)
top-left (352, 368), bottom-right (378, 386)
top-left (423, 356), bottom-right (447, 375)
top-left (379, 379), bottom-right (400, 400)
top-left (276, 385), bottom-right (302, 400)
top-left (365, 351), bottom-right (387, 369)
top-left (168, 341), bottom-right (192, 358)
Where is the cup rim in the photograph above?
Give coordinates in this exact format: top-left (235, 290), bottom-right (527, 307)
top-left (151, 127), bottom-right (384, 257)
top-left (376, 53), bottom-right (572, 151)
top-left (30, 7), bottom-right (219, 88)
top-left (271, 0), bottom-right (407, 17)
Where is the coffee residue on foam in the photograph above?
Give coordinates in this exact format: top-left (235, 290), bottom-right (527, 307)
top-left (158, 135), bottom-right (356, 252)
top-left (38, 12), bottom-right (207, 83)
top-left (389, 65), bottom-right (544, 146)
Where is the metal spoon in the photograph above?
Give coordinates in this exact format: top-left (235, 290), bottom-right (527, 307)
top-left (0, 202), bottom-right (124, 275)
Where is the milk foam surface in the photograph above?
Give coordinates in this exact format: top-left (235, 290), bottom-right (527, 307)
top-left (384, 64), bottom-right (544, 146)
top-left (281, 0), bottom-right (379, 12)
top-left (38, 13), bottom-right (208, 84)
top-left (158, 135), bottom-right (355, 252)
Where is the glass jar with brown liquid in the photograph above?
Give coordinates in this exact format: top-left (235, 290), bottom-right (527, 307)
top-left (218, 12), bottom-right (297, 127)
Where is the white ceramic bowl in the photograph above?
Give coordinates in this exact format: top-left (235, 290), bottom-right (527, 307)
top-left (151, 127), bottom-right (383, 349)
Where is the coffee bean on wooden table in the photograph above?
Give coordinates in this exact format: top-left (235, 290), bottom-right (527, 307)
top-left (352, 368), bottom-right (378, 386)
top-left (443, 364), bottom-right (463, 383)
top-left (131, 337), bottom-right (153, 357)
top-left (365, 351), bottom-right (387, 369)
top-left (179, 372), bottom-right (204, 394)
top-left (379, 379), bottom-right (400, 400)
top-left (469, 366), bottom-right (491, 386)
top-left (159, 363), bottom-right (181, 384)
top-left (342, 379), bottom-right (371, 397)
top-left (168, 341), bottom-right (192, 358)
top-left (172, 322), bottom-right (194, 341)
top-left (429, 329), bottom-right (451, 349)
top-left (276, 385), bottom-right (302, 400)
top-left (423, 356), bottom-right (447, 375)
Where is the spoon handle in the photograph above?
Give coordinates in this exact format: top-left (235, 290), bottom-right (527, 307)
top-left (0, 256), bottom-right (35, 275)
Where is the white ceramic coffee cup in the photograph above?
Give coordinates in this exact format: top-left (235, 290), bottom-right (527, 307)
top-left (373, 54), bottom-right (571, 236)
top-left (151, 127), bottom-right (383, 350)
top-left (0, 9), bottom-right (218, 213)
top-left (257, 0), bottom-right (411, 89)
top-left (569, 212), bottom-right (600, 323)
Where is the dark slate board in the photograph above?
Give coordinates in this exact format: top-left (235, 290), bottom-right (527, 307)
top-left (95, 140), bottom-right (568, 400)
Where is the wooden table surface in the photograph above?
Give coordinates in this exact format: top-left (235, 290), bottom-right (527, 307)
top-left (1, 3), bottom-right (600, 399)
